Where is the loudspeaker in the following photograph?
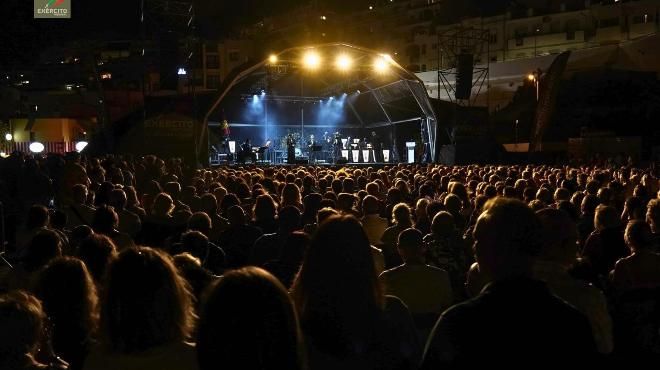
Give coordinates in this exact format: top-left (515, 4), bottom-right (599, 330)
top-left (455, 54), bottom-right (474, 100)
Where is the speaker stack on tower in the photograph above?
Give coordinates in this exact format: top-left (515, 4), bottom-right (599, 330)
top-left (455, 54), bottom-right (474, 100)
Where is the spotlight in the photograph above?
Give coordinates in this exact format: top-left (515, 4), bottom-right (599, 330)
top-left (374, 57), bottom-right (390, 73)
top-left (268, 54), bottom-right (278, 64)
top-left (261, 90), bottom-right (266, 95)
top-left (75, 141), bottom-right (88, 152)
top-left (335, 54), bottom-right (352, 71)
top-left (302, 50), bottom-right (321, 70)
top-left (29, 142), bottom-right (45, 153)
top-left (381, 53), bottom-right (393, 62)
top-left (4, 133), bottom-right (12, 141)
top-left (329, 96), bottom-right (334, 100)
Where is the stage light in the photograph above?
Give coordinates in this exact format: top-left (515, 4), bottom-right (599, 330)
top-left (335, 54), bottom-right (353, 71)
top-left (261, 90), bottom-right (266, 95)
top-left (268, 54), bottom-right (278, 64)
top-left (4, 133), bottom-right (12, 141)
top-left (381, 53), bottom-right (393, 62)
top-left (302, 50), bottom-right (321, 70)
top-left (75, 141), bottom-right (88, 152)
top-left (29, 142), bottom-right (45, 153)
top-left (177, 68), bottom-right (187, 76)
top-left (374, 57), bottom-right (390, 73)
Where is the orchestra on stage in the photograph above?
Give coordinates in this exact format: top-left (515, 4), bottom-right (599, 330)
top-left (215, 130), bottom-right (397, 165)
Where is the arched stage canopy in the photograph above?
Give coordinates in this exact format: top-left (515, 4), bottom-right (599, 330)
top-left (202, 43), bottom-right (440, 163)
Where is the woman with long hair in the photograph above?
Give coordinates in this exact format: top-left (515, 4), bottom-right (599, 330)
top-left (380, 203), bottom-right (414, 269)
top-left (197, 267), bottom-right (305, 370)
top-left (290, 215), bottom-right (420, 370)
top-left (35, 257), bottom-right (99, 370)
top-left (281, 183), bottom-right (304, 212)
top-left (252, 194), bottom-right (279, 234)
top-left (83, 247), bottom-right (197, 370)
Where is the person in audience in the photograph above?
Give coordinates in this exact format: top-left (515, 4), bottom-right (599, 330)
top-left (0, 290), bottom-right (67, 370)
top-left (291, 215), bottom-right (421, 370)
top-left (381, 203), bottom-right (414, 269)
top-left (16, 205), bottom-right (51, 256)
top-left (413, 198), bottom-right (431, 235)
top-left (424, 211), bottom-right (468, 301)
top-left (218, 205), bottom-right (263, 268)
top-left (534, 208), bottom-right (613, 354)
top-left (84, 247), bottom-right (197, 370)
top-left (197, 267), bottom-right (305, 370)
top-left (646, 198), bottom-right (660, 249)
top-left (422, 198), bottom-right (597, 368)
top-left (611, 220), bottom-right (660, 294)
top-left (172, 253), bottom-right (217, 310)
top-left (109, 189), bottom-right (141, 238)
top-left (380, 228), bottom-right (453, 314)
top-left (65, 184), bottom-right (96, 229)
top-left (2, 229), bottom-right (63, 291)
top-left (76, 234), bottom-right (117, 287)
top-left (35, 257), bottom-right (99, 370)
top-left (582, 204), bottom-right (628, 278)
top-left (91, 205), bottom-right (135, 251)
top-left (281, 183), bottom-right (304, 212)
top-left (251, 194), bottom-right (279, 234)
top-left (361, 195), bottom-right (389, 246)
top-left (251, 206), bottom-right (302, 267)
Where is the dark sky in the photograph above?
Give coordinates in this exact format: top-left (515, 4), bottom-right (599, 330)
top-left (2, 0), bottom-right (511, 67)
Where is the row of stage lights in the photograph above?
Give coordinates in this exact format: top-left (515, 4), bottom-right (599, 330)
top-left (268, 51), bottom-right (394, 74)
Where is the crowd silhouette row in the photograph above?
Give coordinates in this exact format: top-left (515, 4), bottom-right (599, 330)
top-left (1, 151), bottom-right (659, 369)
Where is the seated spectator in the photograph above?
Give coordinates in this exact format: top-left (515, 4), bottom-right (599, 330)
top-left (77, 234), bottom-right (117, 287)
top-left (361, 195), bottom-right (388, 246)
top-left (262, 231), bottom-right (309, 288)
top-left (83, 247), bottom-right (197, 370)
top-left (291, 215), bottom-right (421, 370)
top-left (381, 203), bottom-right (414, 269)
top-left (0, 291), bottom-right (67, 370)
top-left (251, 194), bottom-right (279, 234)
top-left (582, 205), bottom-right (628, 278)
top-left (64, 184), bottom-right (95, 229)
top-left (218, 205), bottom-right (263, 268)
top-left (300, 193), bottom-right (323, 229)
top-left (140, 193), bottom-right (178, 248)
top-left (34, 257), bottom-right (98, 370)
top-left (413, 198), bottom-right (431, 235)
top-left (172, 253), bottom-right (217, 310)
top-left (380, 228), bottom-right (453, 315)
top-left (109, 189), bottom-right (141, 238)
top-left (534, 209), bottom-right (613, 354)
top-left (422, 198), bottom-right (596, 368)
top-left (251, 206), bottom-right (302, 267)
top-left (2, 229), bottom-right (63, 291)
top-left (280, 183), bottom-right (304, 212)
top-left (197, 267), bottom-right (305, 370)
top-left (611, 220), bottom-right (660, 294)
top-left (173, 230), bottom-right (226, 274)
top-left (15, 205), bottom-right (50, 257)
top-left (336, 193), bottom-right (360, 217)
top-left (91, 206), bottom-right (135, 251)
top-left (646, 199), bottom-right (660, 250)
top-left (424, 211), bottom-right (468, 301)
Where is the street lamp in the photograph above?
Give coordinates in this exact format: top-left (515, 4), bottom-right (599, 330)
top-left (528, 71), bottom-right (540, 101)
top-left (534, 28), bottom-right (540, 57)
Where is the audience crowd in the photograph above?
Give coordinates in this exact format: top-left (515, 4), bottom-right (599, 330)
top-left (1, 151), bottom-right (659, 369)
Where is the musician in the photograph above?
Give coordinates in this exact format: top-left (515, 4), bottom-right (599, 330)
top-left (238, 139), bottom-right (256, 163)
top-left (371, 131), bottom-right (383, 162)
top-left (308, 135), bottom-right (317, 163)
top-left (286, 133), bottom-right (296, 164)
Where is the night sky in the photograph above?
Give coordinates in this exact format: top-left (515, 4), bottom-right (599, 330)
top-left (2, 0), bottom-right (511, 68)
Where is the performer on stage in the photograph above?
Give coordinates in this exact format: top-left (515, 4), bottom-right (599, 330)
top-left (238, 139), bottom-right (256, 163)
top-left (371, 131), bottom-right (383, 162)
top-left (286, 133), bottom-right (296, 164)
